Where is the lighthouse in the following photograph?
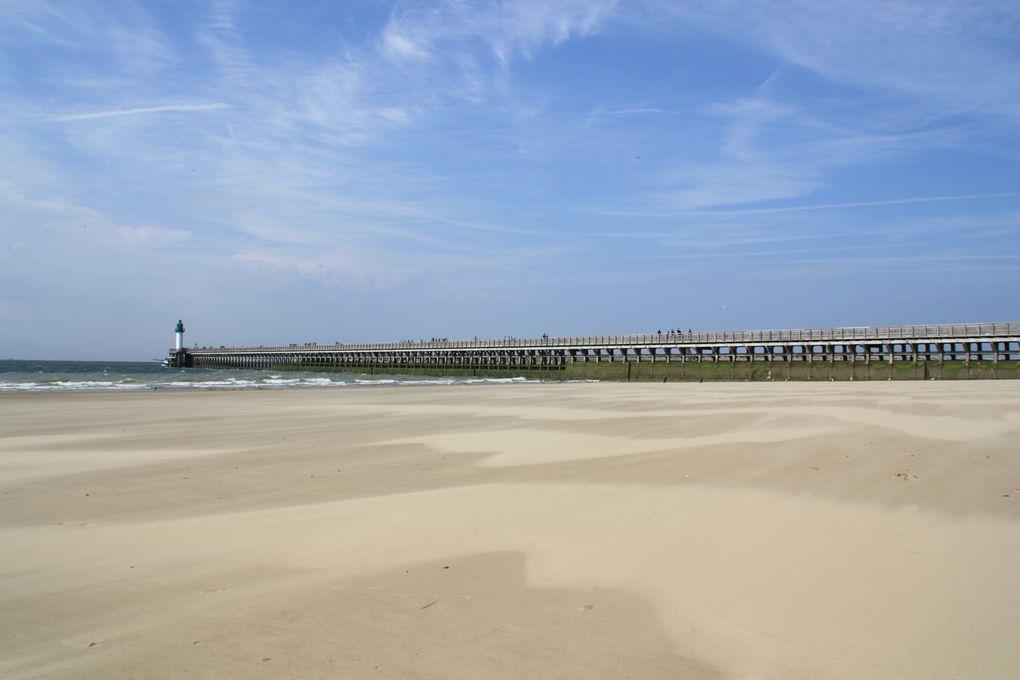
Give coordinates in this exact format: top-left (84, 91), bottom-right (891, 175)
top-left (175, 320), bottom-right (186, 351)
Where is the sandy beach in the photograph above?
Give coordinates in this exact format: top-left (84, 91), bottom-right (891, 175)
top-left (1, 381), bottom-right (1018, 679)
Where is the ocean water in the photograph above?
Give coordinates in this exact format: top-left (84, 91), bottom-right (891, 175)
top-left (0, 360), bottom-right (534, 393)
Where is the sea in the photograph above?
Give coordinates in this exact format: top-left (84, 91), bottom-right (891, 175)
top-left (0, 360), bottom-right (534, 393)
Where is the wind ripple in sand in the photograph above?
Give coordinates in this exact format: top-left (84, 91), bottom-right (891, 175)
top-left (329, 397), bottom-right (1020, 443)
top-left (380, 427), bottom-right (833, 467)
top-left (6, 483), bottom-right (1016, 680)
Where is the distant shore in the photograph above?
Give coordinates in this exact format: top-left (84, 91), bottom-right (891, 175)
top-left (2, 382), bottom-right (1018, 679)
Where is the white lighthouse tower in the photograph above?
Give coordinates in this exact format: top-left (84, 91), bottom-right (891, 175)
top-left (175, 320), bottom-right (186, 351)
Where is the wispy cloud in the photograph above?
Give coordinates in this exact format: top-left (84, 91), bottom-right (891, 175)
top-left (603, 192), bottom-right (1020, 217)
top-left (381, 0), bottom-right (616, 68)
top-left (0, 181), bottom-right (192, 250)
top-left (113, 224), bottom-right (191, 246)
top-left (49, 103), bottom-right (230, 122)
top-left (648, 0), bottom-right (1020, 121)
top-left (705, 192), bottom-right (1020, 215)
top-left (639, 88), bottom-right (970, 210)
top-left (0, 0), bottom-right (176, 71)
top-left (600, 1), bottom-right (1020, 213)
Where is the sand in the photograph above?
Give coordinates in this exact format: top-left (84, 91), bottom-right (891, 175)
top-left (1, 381), bottom-right (1018, 679)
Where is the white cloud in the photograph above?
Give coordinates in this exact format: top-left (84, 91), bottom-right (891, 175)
top-left (0, 0), bottom-right (176, 71)
top-left (382, 27), bottom-right (429, 61)
top-left (0, 181), bottom-right (192, 251)
top-left (196, 0), bottom-right (259, 84)
top-left (700, 192), bottom-right (1020, 216)
top-left (49, 103), bottom-right (230, 122)
top-left (113, 224), bottom-right (191, 246)
top-left (381, 0), bottom-right (616, 68)
top-left (645, 86), bottom-right (969, 209)
top-left (649, 0), bottom-right (1020, 120)
top-left (231, 249), bottom-right (424, 288)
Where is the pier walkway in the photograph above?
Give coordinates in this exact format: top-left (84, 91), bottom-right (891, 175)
top-left (170, 322), bottom-right (1020, 380)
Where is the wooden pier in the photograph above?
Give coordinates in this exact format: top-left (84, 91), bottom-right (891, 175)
top-left (167, 322), bottom-right (1020, 380)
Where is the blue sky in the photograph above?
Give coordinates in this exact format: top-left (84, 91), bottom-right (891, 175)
top-left (1, 0), bottom-right (1018, 360)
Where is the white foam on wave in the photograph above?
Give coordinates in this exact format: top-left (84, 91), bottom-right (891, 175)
top-left (303, 377), bottom-right (341, 385)
top-left (263, 377), bottom-right (301, 385)
top-left (0, 381), bottom-right (41, 391)
top-left (264, 376), bottom-right (347, 387)
top-left (0, 380), bottom-right (151, 392)
top-left (0, 371), bottom-right (543, 392)
top-left (463, 376), bottom-right (533, 384)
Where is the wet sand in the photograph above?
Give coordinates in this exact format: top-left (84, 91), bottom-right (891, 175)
top-left (1, 381), bottom-right (1018, 679)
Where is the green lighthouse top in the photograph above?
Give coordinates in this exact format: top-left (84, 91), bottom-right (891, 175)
top-left (175, 320), bottom-right (185, 333)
